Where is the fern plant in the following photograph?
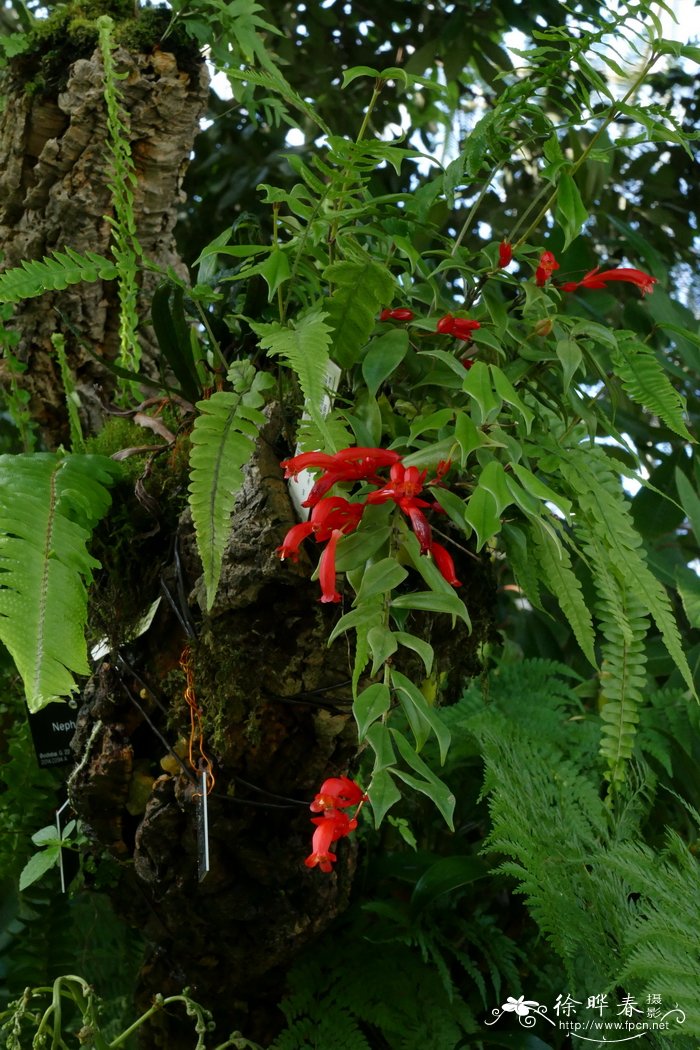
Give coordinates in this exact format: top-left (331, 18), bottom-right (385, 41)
top-left (0, 453), bottom-right (118, 711)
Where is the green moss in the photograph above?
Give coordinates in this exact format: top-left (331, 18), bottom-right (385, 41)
top-left (11, 1), bottom-right (201, 97)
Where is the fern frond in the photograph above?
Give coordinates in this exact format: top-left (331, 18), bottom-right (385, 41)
top-left (250, 310), bottom-right (337, 450)
top-left (226, 67), bottom-right (331, 135)
top-left (0, 453), bottom-right (117, 711)
top-left (323, 254), bottom-right (396, 369)
top-left (0, 249), bottom-right (118, 303)
top-left (613, 336), bottom-right (692, 440)
top-left (188, 391), bottom-right (265, 611)
top-left (563, 448), bottom-right (694, 696)
top-left (532, 522), bottom-right (597, 667)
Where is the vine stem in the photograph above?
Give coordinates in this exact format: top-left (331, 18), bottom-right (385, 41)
top-left (512, 49), bottom-right (660, 250)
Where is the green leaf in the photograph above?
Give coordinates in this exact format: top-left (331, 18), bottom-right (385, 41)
top-left (511, 463), bottom-right (572, 517)
top-left (258, 248), bottom-right (290, 299)
top-left (533, 525), bottom-right (597, 668)
top-left (464, 485), bottom-right (501, 551)
top-left (334, 525), bottom-right (391, 572)
top-left (675, 566), bottom-right (700, 629)
top-left (367, 625), bottom-right (398, 676)
top-left (362, 330), bottom-right (408, 397)
top-left (410, 856), bottom-right (488, 914)
top-left (676, 469), bottom-right (700, 545)
top-left (392, 670), bottom-right (451, 763)
top-left (391, 590), bottom-right (471, 627)
top-left (394, 631), bottom-right (434, 675)
top-left (324, 255), bottom-right (395, 368)
top-left (0, 453), bottom-right (117, 711)
top-left (462, 361), bottom-right (500, 421)
top-left (555, 172), bottom-right (588, 249)
top-left (354, 682), bottom-right (391, 740)
top-left (366, 721), bottom-right (396, 772)
top-left (391, 730), bottom-right (456, 829)
top-left (0, 248), bottom-right (118, 303)
top-left (490, 365), bottom-right (534, 432)
top-left (613, 340), bottom-right (692, 441)
top-left (478, 460), bottom-right (513, 517)
top-left (556, 338), bottom-right (583, 393)
top-left (19, 846), bottom-right (61, 891)
top-left (251, 310), bottom-right (336, 449)
top-left (355, 557), bottom-right (408, 601)
top-left (151, 283), bottom-right (203, 402)
top-left (188, 390), bottom-right (263, 610)
top-left (368, 768), bottom-right (402, 827)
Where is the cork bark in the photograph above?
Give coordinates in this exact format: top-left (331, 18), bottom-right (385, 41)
top-left (0, 44), bottom-right (208, 442)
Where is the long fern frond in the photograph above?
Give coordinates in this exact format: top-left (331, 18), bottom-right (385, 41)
top-left (188, 390), bottom-right (265, 610)
top-left (250, 310), bottom-right (337, 449)
top-left (0, 453), bottom-right (118, 711)
top-left (613, 336), bottom-right (692, 441)
top-left (562, 448), bottom-right (694, 696)
top-left (0, 249), bottom-right (118, 303)
top-left (323, 254), bottom-right (396, 369)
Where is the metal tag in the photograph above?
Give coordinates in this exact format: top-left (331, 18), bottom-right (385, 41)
top-left (196, 771), bottom-right (210, 882)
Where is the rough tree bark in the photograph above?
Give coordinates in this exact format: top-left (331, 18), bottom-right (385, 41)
top-left (0, 33), bottom-right (208, 441)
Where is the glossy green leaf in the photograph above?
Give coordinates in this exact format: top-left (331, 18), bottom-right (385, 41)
top-left (462, 361), bottom-right (500, 421)
top-left (391, 590), bottom-right (471, 628)
top-left (367, 625), bottom-right (398, 675)
top-left (362, 330), bottom-right (408, 397)
top-left (391, 730), bottom-right (456, 829)
top-left (394, 631), bottom-right (434, 676)
top-left (392, 670), bottom-right (451, 763)
top-left (356, 557), bottom-right (408, 601)
top-left (556, 338), bottom-right (582, 393)
top-left (556, 172), bottom-right (589, 249)
top-left (368, 768), bottom-right (402, 827)
top-left (464, 485), bottom-right (501, 550)
top-left (354, 681), bottom-right (391, 740)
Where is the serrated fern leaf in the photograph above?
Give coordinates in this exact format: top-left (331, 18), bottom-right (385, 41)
top-left (250, 310), bottom-right (337, 450)
top-left (532, 522), bottom-right (597, 667)
top-left (613, 338), bottom-right (692, 440)
top-left (323, 254), bottom-right (395, 368)
top-left (188, 391), bottom-right (265, 610)
top-left (0, 249), bottom-right (118, 303)
top-left (592, 548), bottom-right (649, 785)
top-left (563, 448), bottom-right (694, 696)
top-left (0, 453), bottom-right (117, 711)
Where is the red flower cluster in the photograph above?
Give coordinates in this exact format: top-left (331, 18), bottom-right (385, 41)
top-left (277, 448), bottom-right (462, 602)
top-left (380, 307), bottom-right (415, 322)
top-left (559, 266), bottom-right (657, 296)
top-left (305, 776), bottom-right (367, 872)
top-left (436, 314), bottom-right (481, 340)
top-left (535, 250), bottom-right (560, 287)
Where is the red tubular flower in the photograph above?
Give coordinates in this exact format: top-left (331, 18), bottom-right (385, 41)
top-left (310, 497), bottom-right (364, 541)
top-left (310, 777), bottom-right (367, 811)
top-left (403, 500), bottom-right (432, 553)
top-left (535, 250), bottom-right (559, 287)
top-left (281, 447), bottom-right (401, 480)
top-left (304, 819), bottom-right (338, 872)
top-left (437, 314), bottom-right (481, 340)
top-left (498, 240), bottom-right (513, 268)
top-left (559, 267), bottom-right (657, 296)
top-left (380, 307), bottom-right (414, 321)
top-left (318, 528), bottom-right (342, 603)
top-left (365, 463), bottom-right (427, 503)
top-left (431, 541), bottom-right (462, 586)
top-left (276, 521), bottom-right (314, 561)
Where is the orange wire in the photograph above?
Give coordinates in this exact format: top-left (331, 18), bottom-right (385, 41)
top-left (179, 645), bottom-right (215, 795)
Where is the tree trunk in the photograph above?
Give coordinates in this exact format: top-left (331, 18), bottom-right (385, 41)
top-left (0, 37), bottom-right (208, 442)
